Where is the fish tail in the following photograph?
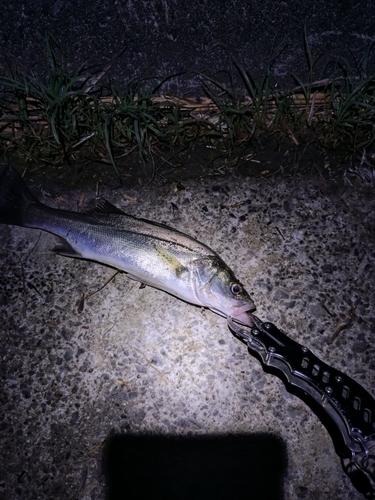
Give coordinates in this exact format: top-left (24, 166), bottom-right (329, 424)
top-left (0, 165), bottom-right (39, 226)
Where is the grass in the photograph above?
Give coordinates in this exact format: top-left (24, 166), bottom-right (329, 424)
top-left (1, 33), bottom-right (374, 180)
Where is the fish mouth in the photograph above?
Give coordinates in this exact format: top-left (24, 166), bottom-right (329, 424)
top-left (229, 303), bottom-right (256, 327)
top-left (230, 310), bottom-right (255, 327)
top-left (209, 302), bottom-right (256, 327)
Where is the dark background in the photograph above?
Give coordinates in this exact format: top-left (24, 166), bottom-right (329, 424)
top-left (104, 433), bottom-right (287, 500)
top-left (2, 0), bottom-right (375, 93)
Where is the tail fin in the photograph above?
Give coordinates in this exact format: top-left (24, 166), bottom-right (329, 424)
top-left (0, 165), bottom-right (39, 226)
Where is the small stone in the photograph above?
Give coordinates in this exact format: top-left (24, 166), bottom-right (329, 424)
top-left (274, 288), bottom-right (289, 300)
top-left (70, 411), bottom-right (79, 425)
top-left (310, 303), bottom-right (327, 318)
top-left (64, 349), bottom-right (73, 362)
top-left (353, 340), bottom-right (367, 353)
top-left (321, 264), bottom-right (333, 273)
top-left (127, 407), bottom-right (145, 424)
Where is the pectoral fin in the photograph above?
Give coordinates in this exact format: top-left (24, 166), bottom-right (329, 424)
top-left (53, 238), bottom-right (83, 258)
top-left (154, 243), bottom-right (188, 278)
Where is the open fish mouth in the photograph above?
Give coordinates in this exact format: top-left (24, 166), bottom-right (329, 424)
top-left (231, 311), bottom-right (255, 327)
top-left (229, 303), bottom-right (256, 327)
top-left (209, 302), bottom-right (256, 327)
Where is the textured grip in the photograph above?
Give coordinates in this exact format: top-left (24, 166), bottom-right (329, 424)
top-left (228, 316), bottom-right (375, 497)
top-left (227, 317), bottom-right (375, 450)
top-left (258, 321), bottom-right (375, 441)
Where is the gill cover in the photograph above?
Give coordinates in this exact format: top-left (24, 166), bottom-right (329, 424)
top-left (191, 256), bottom-right (254, 317)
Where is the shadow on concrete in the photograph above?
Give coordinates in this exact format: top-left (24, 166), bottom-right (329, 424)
top-left (103, 432), bottom-right (287, 500)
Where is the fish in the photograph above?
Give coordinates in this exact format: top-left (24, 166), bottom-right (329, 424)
top-left (0, 165), bottom-right (255, 325)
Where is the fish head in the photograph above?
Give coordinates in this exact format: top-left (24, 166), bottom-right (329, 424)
top-left (191, 257), bottom-right (256, 326)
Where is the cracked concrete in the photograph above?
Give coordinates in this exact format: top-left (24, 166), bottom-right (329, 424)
top-left (0, 170), bottom-right (375, 499)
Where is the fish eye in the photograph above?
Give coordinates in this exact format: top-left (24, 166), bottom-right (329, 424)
top-left (231, 283), bottom-right (242, 295)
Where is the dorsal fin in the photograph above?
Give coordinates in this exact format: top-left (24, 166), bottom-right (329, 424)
top-left (88, 198), bottom-right (126, 215)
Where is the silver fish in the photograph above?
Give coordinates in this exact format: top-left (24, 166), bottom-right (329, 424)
top-left (0, 165), bottom-right (255, 325)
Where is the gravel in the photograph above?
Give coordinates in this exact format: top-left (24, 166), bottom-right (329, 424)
top-left (1, 173), bottom-right (374, 499)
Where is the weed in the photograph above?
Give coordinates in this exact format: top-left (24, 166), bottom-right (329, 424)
top-left (1, 32), bottom-right (375, 180)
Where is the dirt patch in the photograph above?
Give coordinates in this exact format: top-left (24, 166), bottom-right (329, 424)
top-left (4, 132), bottom-right (357, 195)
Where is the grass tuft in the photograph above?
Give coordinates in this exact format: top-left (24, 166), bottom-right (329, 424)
top-left (1, 33), bottom-right (375, 180)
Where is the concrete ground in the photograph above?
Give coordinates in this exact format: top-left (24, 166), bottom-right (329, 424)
top-left (0, 167), bottom-right (375, 499)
